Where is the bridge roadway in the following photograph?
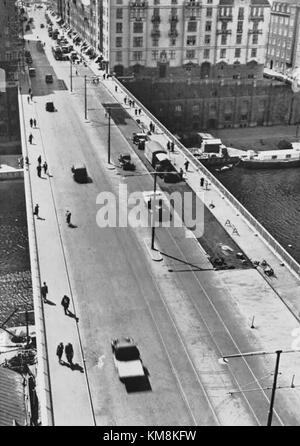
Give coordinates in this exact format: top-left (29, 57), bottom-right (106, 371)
top-left (19, 6), bottom-right (300, 426)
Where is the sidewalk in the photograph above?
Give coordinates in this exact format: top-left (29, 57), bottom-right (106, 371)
top-left (19, 77), bottom-right (94, 425)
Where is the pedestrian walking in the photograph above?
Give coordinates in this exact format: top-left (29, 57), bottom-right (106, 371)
top-left (167, 141), bottom-right (171, 152)
top-left (135, 109), bottom-right (138, 116)
top-left (28, 133), bottom-right (33, 144)
top-left (75, 69), bottom-right (78, 76)
top-left (184, 160), bottom-right (189, 172)
top-left (28, 88), bottom-right (32, 95)
top-left (41, 281), bottom-right (48, 303)
top-left (103, 73), bottom-right (106, 80)
top-left (33, 118), bottom-right (37, 127)
top-left (124, 97), bottom-right (127, 105)
top-left (200, 177), bottom-right (205, 187)
top-left (37, 155), bottom-right (42, 165)
top-left (25, 156), bottom-right (29, 166)
top-left (66, 210), bottom-right (71, 226)
top-left (61, 295), bottom-right (70, 315)
top-left (65, 343), bottom-right (74, 366)
top-left (115, 85), bottom-right (117, 92)
top-left (56, 343), bottom-right (64, 364)
top-left (33, 203), bottom-right (39, 217)
top-left (171, 142), bottom-right (175, 152)
top-left (43, 161), bottom-right (48, 175)
top-left (138, 108), bottom-right (142, 115)
top-left (29, 118), bottom-right (33, 128)
top-left (27, 96), bottom-right (30, 104)
top-left (37, 164), bottom-right (42, 178)
top-left (179, 168), bottom-right (184, 181)
top-left (30, 93), bottom-right (33, 101)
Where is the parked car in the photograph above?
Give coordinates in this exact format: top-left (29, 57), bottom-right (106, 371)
top-left (29, 67), bottom-right (36, 77)
top-left (132, 132), bottom-right (149, 145)
top-left (45, 74), bottom-right (53, 83)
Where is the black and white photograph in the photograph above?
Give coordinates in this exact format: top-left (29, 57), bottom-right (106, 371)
top-left (1, 0), bottom-right (300, 432)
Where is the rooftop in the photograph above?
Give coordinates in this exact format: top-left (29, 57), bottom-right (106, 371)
top-left (0, 367), bottom-right (28, 426)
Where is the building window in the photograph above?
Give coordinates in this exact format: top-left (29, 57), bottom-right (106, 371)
top-left (205, 21), bottom-right (211, 32)
top-left (252, 34), bottom-right (258, 44)
top-left (133, 37), bottom-right (143, 47)
top-left (236, 34), bottom-right (242, 44)
top-left (187, 36), bottom-right (196, 46)
top-left (133, 22), bottom-right (143, 33)
top-left (251, 48), bottom-right (257, 58)
top-left (204, 49), bottom-right (210, 59)
top-left (188, 21), bottom-right (197, 32)
top-left (206, 7), bottom-right (212, 17)
top-left (221, 35), bottom-right (227, 45)
top-left (116, 23), bottom-right (122, 33)
top-left (116, 8), bottom-right (123, 19)
top-left (220, 49), bottom-right (226, 59)
top-left (186, 49), bottom-right (196, 59)
top-left (116, 51), bottom-right (122, 62)
top-left (204, 35), bottom-right (210, 44)
top-left (116, 37), bottom-right (122, 47)
top-left (237, 21), bottom-right (243, 33)
top-left (235, 48), bottom-right (241, 58)
top-left (133, 51), bottom-right (143, 61)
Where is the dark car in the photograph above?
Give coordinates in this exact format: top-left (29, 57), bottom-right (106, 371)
top-left (45, 101), bottom-right (55, 112)
top-left (132, 132), bottom-right (149, 145)
top-left (71, 164), bottom-right (88, 183)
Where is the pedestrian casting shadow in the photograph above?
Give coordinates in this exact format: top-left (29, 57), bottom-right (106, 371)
top-left (66, 310), bottom-right (79, 323)
top-left (68, 223), bottom-right (78, 229)
top-left (160, 251), bottom-right (213, 272)
top-left (44, 299), bottom-right (56, 306)
top-left (123, 368), bottom-right (152, 393)
top-left (61, 361), bottom-right (84, 373)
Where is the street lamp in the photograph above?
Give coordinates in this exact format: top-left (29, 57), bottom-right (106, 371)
top-left (70, 57), bottom-right (73, 92)
top-left (219, 348), bottom-right (300, 426)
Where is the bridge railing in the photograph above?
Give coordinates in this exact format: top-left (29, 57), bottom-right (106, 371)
top-left (113, 76), bottom-right (300, 279)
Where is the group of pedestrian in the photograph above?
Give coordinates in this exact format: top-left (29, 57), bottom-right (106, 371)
top-left (27, 90), bottom-right (34, 103)
top-left (37, 155), bottom-right (48, 178)
top-left (149, 122), bottom-right (156, 133)
top-left (128, 99), bottom-right (135, 108)
top-left (56, 342), bottom-right (74, 367)
top-left (29, 117), bottom-right (37, 128)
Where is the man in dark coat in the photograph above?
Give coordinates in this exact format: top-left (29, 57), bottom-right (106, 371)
top-left (56, 343), bottom-right (64, 364)
top-left (61, 295), bottom-right (70, 315)
top-left (65, 343), bottom-right (74, 366)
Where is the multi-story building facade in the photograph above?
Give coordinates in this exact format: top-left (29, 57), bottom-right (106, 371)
top-left (55, 0), bottom-right (270, 80)
top-left (0, 0), bottom-right (24, 141)
top-left (266, 0), bottom-right (300, 74)
top-left (107, 0), bottom-right (271, 80)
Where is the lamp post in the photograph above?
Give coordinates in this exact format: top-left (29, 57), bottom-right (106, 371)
top-left (84, 74), bottom-right (87, 120)
top-left (107, 108), bottom-right (111, 164)
top-left (219, 348), bottom-right (300, 426)
top-left (151, 172), bottom-right (158, 250)
top-left (70, 58), bottom-right (73, 92)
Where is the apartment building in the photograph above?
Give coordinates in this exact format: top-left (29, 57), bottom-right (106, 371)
top-left (266, 0), bottom-right (300, 74)
top-left (108, 0), bottom-right (271, 79)
top-left (55, 0), bottom-right (270, 79)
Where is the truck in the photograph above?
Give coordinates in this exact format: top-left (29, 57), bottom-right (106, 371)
top-left (111, 337), bottom-right (145, 381)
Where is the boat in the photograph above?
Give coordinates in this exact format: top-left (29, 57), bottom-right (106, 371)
top-left (239, 143), bottom-right (300, 169)
top-left (191, 138), bottom-right (240, 167)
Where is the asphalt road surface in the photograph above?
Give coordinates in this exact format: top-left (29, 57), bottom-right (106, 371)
top-left (22, 8), bottom-right (300, 426)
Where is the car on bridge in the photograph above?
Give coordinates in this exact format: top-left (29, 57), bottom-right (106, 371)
top-left (111, 337), bottom-right (145, 381)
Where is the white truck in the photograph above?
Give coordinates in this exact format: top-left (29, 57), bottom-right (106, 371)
top-left (111, 337), bottom-right (145, 381)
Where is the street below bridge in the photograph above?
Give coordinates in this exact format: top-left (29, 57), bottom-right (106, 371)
top-left (18, 5), bottom-right (300, 426)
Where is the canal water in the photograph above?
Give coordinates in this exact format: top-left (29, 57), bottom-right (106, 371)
top-left (0, 180), bottom-right (33, 327)
top-left (213, 166), bottom-right (300, 263)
